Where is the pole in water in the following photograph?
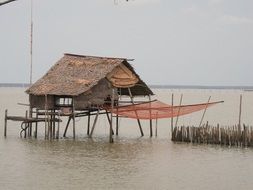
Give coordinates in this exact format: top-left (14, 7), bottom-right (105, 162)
top-left (175, 94), bottom-right (183, 128)
top-left (199, 96), bottom-right (211, 127)
top-left (171, 93), bottom-right (174, 135)
top-left (238, 94), bottom-right (242, 128)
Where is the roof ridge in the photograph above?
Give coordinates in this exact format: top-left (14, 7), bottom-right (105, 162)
top-left (64, 53), bottom-right (134, 61)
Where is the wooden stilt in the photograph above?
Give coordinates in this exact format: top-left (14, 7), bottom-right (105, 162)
top-left (239, 94), bottom-right (242, 129)
top-left (57, 111), bottom-right (60, 139)
top-left (116, 112), bottom-right (119, 135)
top-left (149, 95), bottom-right (153, 137)
top-left (109, 89), bottom-right (114, 143)
top-left (175, 94), bottom-right (183, 128)
top-left (87, 111), bottom-right (90, 135)
top-left (155, 112), bottom-right (158, 137)
top-left (25, 110), bottom-right (28, 138)
top-left (105, 110), bottom-right (114, 135)
top-left (199, 96), bottom-right (211, 127)
top-left (63, 116), bottom-right (71, 137)
top-left (4, 109), bottom-right (7, 137)
top-left (35, 108), bottom-right (38, 138)
top-left (52, 110), bottom-right (56, 139)
top-left (171, 93), bottom-right (174, 136)
top-left (128, 88), bottom-right (144, 136)
top-left (89, 109), bottom-right (100, 137)
top-left (72, 98), bottom-right (76, 139)
top-left (28, 106), bottom-right (32, 137)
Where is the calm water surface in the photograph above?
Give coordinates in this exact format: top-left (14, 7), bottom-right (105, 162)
top-left (1, 88), bottom-right (253, 190)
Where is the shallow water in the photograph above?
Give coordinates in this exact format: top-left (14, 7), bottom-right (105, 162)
top-left (1, 88), bottom-right (253, 190)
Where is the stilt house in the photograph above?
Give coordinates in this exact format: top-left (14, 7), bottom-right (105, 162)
top-left (26, 53), bottom-right (153, 111)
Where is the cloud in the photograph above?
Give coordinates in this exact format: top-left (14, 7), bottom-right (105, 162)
top-left (220, 15), bottom-right (253, 25)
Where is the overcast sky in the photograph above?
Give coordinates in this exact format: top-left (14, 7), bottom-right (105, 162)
top-left (0, 0), bottom-right (253, 86)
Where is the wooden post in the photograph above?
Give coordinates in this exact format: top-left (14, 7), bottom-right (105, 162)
top-left (57, 110), bottom-right (60, 139)
top-left (25, 110), bottom-right (28, 138)
top-left (105, 111), bottom-right (114, 135)
top-left (4, 109), bottom-right (7, 137)
top-left (199, 96), bottom-right (211, 127)
top-left (155, 112), bottom-right (158, 137)
top-left (239, 94), bottom-right (242, 129)
top-left (116, 101), bottom-right (119, 136)
top-left (149, 95), bottom-right (153, 137)
top-left (89, 109), bottom-right (100, 137)
top-left (128, 87), bottom-right (144, 136)
top-left (109, 89), bottom-right (114, 143)
top-left (175, 94), bottom-right (183, 128)
top-left (72, 98), bottom-right (76, 139)
top-left (35, 108), bottom-right (38, 138)
top-left (63, 116), bottom-right (71, 137)
top-left (87, 111), bottom-right (90, 135)
top-left (171, 93), bottom-right (174, 136)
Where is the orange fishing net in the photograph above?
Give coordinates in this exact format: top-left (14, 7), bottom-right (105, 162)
top-left (104, 100), bottom-right (223, 120)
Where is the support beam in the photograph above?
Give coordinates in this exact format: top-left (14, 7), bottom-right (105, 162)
top-left (87, 111), bottom-right (90, 135)
top-left (149, 95), bottom-right (153, 137)
top-left (63, 116), bottom-right (71, 137)
top-left (171, 93), bottom-right (174, 136)
top-left (128, 88), bottom-right (144, 136)
top-left (89, 110), bottom-right (100, 137)
top-left (72, 99), bottom-right (76, 139)
top-left (35, 108), bottom-right (38, 138)
top-left (105, 111), bottom-right (114, 135)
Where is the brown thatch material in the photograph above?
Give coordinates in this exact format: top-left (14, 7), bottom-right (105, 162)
top-left (26, 53), bottom-right (153, 96)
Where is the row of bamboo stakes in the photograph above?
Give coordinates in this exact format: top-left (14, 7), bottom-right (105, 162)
top-left (171, 124), bottom-right (253, 147)
top-left (170, 94), bottom-right (251, 147)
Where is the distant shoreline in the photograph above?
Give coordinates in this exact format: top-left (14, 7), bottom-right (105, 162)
top-left (1, 83), bottom-right (253, 90)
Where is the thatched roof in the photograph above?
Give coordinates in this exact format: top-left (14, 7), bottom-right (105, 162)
top-left (26, 53), bottom-right (153, 96)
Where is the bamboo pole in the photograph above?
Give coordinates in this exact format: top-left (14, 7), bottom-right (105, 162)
top-left (63, 116), bottom-right (71, 137)
top-left (4, 109), bottom-right (7, 137)
top-left (72, 98), bottom-right (76, 139)
top-left (57, 111), bottom-right (60, 139)
top-left (35, 108), bottom-right (38, 138)
top-left (116, 101), bottom-right (119, 136)
top-left (155, 112), bottom-right (158, 137)
top-left (239, 94), bottom-right (242, 129)
top-left (87, 111), bottom-right (90, 135)
top-left (109, 89), bottom-right (114, 143)
top-left (175, 94), bottom-right (183, 128)
top-left (89, 109), bottom-right (100, 137)
top-left (199, 96), bottom-right (211, 127)
top-left (171, 93), bottom-right (174, 136)
top-left (149, 95), bottom-right (153, 137)
top-left (128, 87), bottom-right (144, 136)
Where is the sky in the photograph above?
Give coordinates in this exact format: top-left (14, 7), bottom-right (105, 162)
top-left (0, 0), bottom-right (253, 86)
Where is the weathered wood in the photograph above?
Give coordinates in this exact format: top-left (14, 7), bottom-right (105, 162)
top-left (105, 111), bottom-right (114, 135)
top-left (172, 124), bottom-right (253, 147)
top-left (116, 103), bottom-right (119, 136)
top-left (35, 108), bottom-right (38, 138)
top-left (175, 94), bottom-right (183, 128)
top-left (72, 98), bottom-right (76, 139)
top-left (87, 111), bottom-right (90, 135)
top-left (4, 109), bottom-right (7, 137)
top-left (238, 94), bottom-right (242, 129)
top-left (89, 110), bottom-right (100, 137)
top-left (149, 95), bottom-right (153, 137)
top-left (109, 89), bottom-right (114, 143)
top-left (63, 116), bottom-right (72, 137)
top-left (199, 96), bottom-right (211, 127)
top-left (171, 93), bottom-right (174, 135)
top-left (128, 88), bottom-right (144, 136)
